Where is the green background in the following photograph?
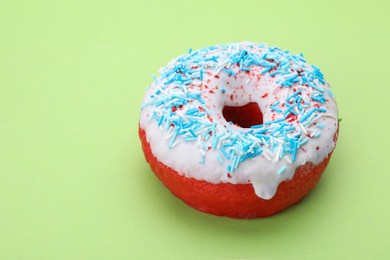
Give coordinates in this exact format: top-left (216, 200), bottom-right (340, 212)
top-left (1, 0), bottom-right (389, 259)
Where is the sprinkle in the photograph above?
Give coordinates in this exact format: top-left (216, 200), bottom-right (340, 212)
top-left (311, 93), bottom-right (326, 104)
top-left (286, 89), bottom-right (302, 101)
top-left (168, 131), bottom-right (178, 149)
top-left (312, 132), bottom-right (322, 138)
top-left (221, 148), bottom-right (230, 160)
top-left (298, 138), bottom-right (309, 147)
top-left (308, 82), bottom-right (326, 93)
top-left (270, 106), bottom-right (282, 113)
top-left (200, 155), bottom-right (205, 165)
top-left (278, 166), bottom-right (287, 174)
top-left (171, 141), bottom-right (180, 148)
top-left (261, 67), bottom-right (272, 74)
top-left (157, 115), bottom-right (164, 126)
top-left (299, 108), bottom-right (327, 123)
top-left (152, 75), bottom-right (158, 84)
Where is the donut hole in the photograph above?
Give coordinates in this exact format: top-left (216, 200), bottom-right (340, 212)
top-left (222, 102), bottom-right (263, 128)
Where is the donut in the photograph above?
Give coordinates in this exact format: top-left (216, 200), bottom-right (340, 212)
top-left (139, 42), bottom-right (339, 218)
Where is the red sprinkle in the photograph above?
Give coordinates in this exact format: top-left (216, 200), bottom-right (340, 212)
top-left (286, 114), bottom-right (298, 122)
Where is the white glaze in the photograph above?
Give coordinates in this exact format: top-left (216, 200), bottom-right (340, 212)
top-left (140, 42), bottom-right (338, 199)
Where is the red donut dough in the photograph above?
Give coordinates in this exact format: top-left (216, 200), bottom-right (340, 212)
top-left (139, 128), bottom-right (335, 218)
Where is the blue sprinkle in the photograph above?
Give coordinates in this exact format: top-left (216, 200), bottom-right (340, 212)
top-left (261, 67), bottom-right (272, 74)
top-left (313, 132), bottom-right (322, 138)
top-left (201, 156), bottom-right (205, 165)
top-left (186, 108), bottom-right (199, 115)
top-left (286, 89), bottom-right (302, 101)
top-left (157, 115), bottom-right (164, 126)
top-left (188, 129), bottom-right (196, 137)
top-left (251, 124), bottom-right (264, 129)
top-left (278, 166), bottom-right (287, 174)
top-left (309, 82), bottom-right (326, 93)
top-left (152, 75), bottom-right (158, 84)
top-left (311, 93), bottom-right (326, 104)
top-left (197, 95), bottom-right (205, 104)
top-left (300, 108), bottom-right (327, 123)
top-left (264, 118), bottom-right (285, 125)
top-left (221, 148), bottom-right (230, 160)
top-left (270, 106), bottom-right (282, 113)
top-left (298, 138), bottom-right (309, 147)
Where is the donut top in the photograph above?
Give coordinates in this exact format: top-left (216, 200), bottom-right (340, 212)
top-left (140, 42), bottom-right (338, 199)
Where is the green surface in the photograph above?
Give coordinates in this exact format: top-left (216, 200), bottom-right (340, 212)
top-left (1, 0), bottom-right (389, 259)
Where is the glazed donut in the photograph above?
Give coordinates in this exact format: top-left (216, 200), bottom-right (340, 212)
top-left (139, 42), bottom-right (339, 218)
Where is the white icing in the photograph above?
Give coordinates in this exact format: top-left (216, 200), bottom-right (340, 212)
top-left (139, 42), bottom-right (338, 200)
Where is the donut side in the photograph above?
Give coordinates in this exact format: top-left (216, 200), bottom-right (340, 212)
top-left (139, 127), bottom-right (334, 218)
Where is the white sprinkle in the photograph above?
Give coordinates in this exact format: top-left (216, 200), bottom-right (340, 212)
top-left (197, 135), bottom-right (202, 145)
top-left (294, 106), bottom-right (300, 114)
top-left (217, 134), bottom-right (230, 149)
top-left (298, 122), bottom-right (308, 135)
top-left (274, 144), bottom-right (282, 162)
top-left (284, 156), bottom-right (292, 164)
top-left (216, 124), bottom-right (225, 135)
top-left (263, 152), bottom-right (272, 161)
top-left (262, 138), bottom-right (269, 147)
top-left (165, 126), bottom-right (174, 139)
top-left (247, 134), bottom-right (260, 142)
top-left (247, 141), bottom-right (259, 153)
top-left (263, 149), bottom-right (273, 161)
top-left (215, 66), bottom-right (223, 75)
top-left (270, 136), bottom-right (283, 144)
top-left (171, 141), bottom-right (180, 148)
